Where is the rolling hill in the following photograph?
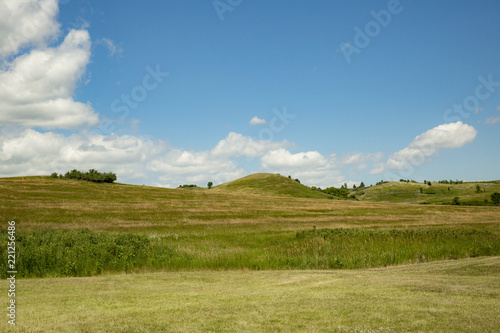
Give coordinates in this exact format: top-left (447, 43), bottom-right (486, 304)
top-left (353, 180), bottom-right (500, 205)
top-left (213, 173), bottom-right (334, 199)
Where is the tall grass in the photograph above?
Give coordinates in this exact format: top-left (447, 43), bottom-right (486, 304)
top-left (265, 228), bottom-right (500, 269)
top-left (3, 227), bottom-right (500, 278)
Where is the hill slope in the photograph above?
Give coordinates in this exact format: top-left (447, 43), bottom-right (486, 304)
top-left (214, 173), bottom-right (333, 199)
top-left (353, 180), bottom-right (500, 205)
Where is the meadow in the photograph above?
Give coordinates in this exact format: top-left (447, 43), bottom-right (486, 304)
top-left (1, 174), bottom-right (499, 331)
top-left (1, 257), bottom-right (499, 332)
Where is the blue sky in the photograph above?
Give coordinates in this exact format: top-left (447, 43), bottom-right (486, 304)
top-left (1, 0), bottom-right (499, 187)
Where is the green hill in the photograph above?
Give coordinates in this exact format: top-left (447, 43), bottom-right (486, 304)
top-left (214, 173), bottom-right (334, 199)
top-left (353, 180), bottom-right (500, 205)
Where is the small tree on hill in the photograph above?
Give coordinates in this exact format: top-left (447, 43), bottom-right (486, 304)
top-left (491, 192), bottom-right (500, 206)
top-left (207, 182), bottom-right (213, 189)
top-left (359, 182), bottom-right (365, 188)
top-left (452, 197), bottom-right (460, 205)
top-left (476, 185), bottom-right (482, 193)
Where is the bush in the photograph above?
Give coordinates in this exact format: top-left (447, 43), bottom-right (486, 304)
top-left (50, 172), bottom-right (58, 178)
top-left (491, 192), bottom-right (500, 206)
top-left (62, 169), bottom-right (117, 183)
top-left (453, 197), bottom-right (460, 205)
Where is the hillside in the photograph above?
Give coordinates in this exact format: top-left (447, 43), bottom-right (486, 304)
top-left (353, 180), bottom-right (500, 205)
top-left (213, 173), bottom-right (334, 199)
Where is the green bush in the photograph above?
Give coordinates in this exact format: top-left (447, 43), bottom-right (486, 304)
top-left (62, 169), bottom-right (117, 183)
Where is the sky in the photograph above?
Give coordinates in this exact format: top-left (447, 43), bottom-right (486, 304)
top-left (0, 0), bottom-right (499, 188)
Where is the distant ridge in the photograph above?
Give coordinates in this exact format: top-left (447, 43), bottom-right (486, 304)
top-left (214, 173), bottom-right (333, 199)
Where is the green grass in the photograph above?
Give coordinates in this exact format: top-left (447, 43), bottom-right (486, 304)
top-left (3, 256), bottom-right (500, 332)
top-left (4, 227), bottom-right (500, 278)
top-left (1, 175), bottom-right (500, 331)
top-left (354, 180), bottom-right (500, 205)
top-left (214, 173), bottom-right (334, 199)
top-left (1, 176), bottom-right (500, 278)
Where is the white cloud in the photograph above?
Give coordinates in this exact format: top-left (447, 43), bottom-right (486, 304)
top-left (371, 122), bottom-right (477, 175)
top-left (259, 148), bottom-right (382, 188)
top-left (0, 29), bottom-right (97, 129)
top-left (485, 117), bottom-right (500, 124)
top-left (0, 0), bottom-right (60, 58)
top-left (98, 38), bottom-right (122, 56)
top-left (261, 149), bottom-right (328, 169)
top-left (211, 132), bottom-right (292, 158)
top-left (0, 1), bottom-right (98, 129)
top-left (0, 128), bottom-right (168, 182)
top-left (249, 116), bottom-right (266, 125)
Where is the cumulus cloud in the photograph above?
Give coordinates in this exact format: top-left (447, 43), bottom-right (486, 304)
top-left (211, 132), bottom-right (292, 158)
top-left (0, 1), bottom-right (98, 129)
top-left (371, 122), bottom-right (477, 175)
top-left (0, 128), bottom-right (168, 182)
top-left (249, 116), bottom-right (266, 125)
top-left (259, 148), bottom-right (383, 188)
top-left (0, 29), bottom-right (97, 129)
top-left (0, 0), bottom-right (60, 58)
top-left (261, 149), bottom-right (328, 169)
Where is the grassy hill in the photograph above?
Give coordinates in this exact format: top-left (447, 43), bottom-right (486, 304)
top-left (1, 175), bottom-right (500, 331)
top-left (213, 173), bottom-right (334, 199)
top-left (353, 180), bottom-right (500, 205)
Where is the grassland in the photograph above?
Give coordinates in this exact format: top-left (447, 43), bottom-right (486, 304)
top-left (2, 256), bottom-right (499, 332)
top-left (1, 174), bottom-right (499, 331)
top-left (354, 180), bottom-right (500, 205)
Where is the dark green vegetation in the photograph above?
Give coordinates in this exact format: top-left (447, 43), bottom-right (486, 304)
top-left (1, 174), bottom-right (499, 278)
top-left (52, 168), bottom-right (117, 183)
top-left (3, 227), bottom-right (499, 278)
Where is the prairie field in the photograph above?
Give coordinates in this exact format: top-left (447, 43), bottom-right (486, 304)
top-left (1, 175), bottom-right (499, 332)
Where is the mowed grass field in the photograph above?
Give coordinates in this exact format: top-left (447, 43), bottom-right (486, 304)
top-left (1, 175), bottom-right (500, 331)
top-left (2, 257), bottom-right (500, 332)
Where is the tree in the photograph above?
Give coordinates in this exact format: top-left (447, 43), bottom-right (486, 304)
top-left (419, 187), bottom-right (423, 194)
top-left (353, 184), bottom-right (356, 189)
top-left (476, 185), bottom-right (482, 193)
top-left (491, 192), bottom-right (500, 206)
top-left (359, 182), bottom-right (365, 188)
top-left (207, 182), bottom-right (213, 189)
top-left (427, 181), bottom-right (432, 186)
top-left (452, 197), bottom-right (460, 205)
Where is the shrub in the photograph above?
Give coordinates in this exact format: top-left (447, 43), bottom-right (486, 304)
top-left (50, 172), bottom-right (58, 178)
top-left (453, 197), bottom-right (460, 205)
top-left (63, 169), bottom-right (117, 183)
top-left (491, 192), bottom-right (500, 206)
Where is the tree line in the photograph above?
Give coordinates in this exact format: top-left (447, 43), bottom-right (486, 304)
top-left (51, 169), bottom-right (117, 183)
